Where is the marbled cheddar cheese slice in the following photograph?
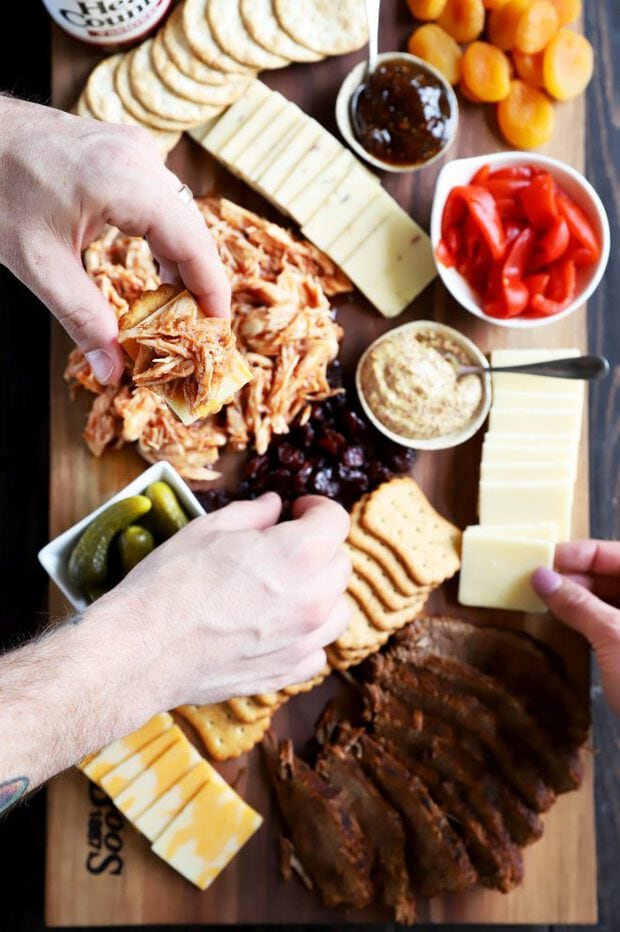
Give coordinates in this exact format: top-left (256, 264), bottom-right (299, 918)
top-left (151, 779), bottom-right (263, 890)
top-left (99, 726), bottom-right (183, 798)
top-left (79, 713), bottom-right (174, 783)
top-left (113, 736), bottom-right (202, 821)
top-left (134, 760), bottom-right (215, 843)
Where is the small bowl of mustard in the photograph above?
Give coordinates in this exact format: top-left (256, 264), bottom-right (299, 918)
top-left (355, 321), bottom-right (491, 451)
top-left (336, 51), bottom-right (459, 173)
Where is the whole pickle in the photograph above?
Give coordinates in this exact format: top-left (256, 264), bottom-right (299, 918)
top-left (118, 525), bottom-right (156, 576)
top-left (145, 481), bottom-right (189, 538)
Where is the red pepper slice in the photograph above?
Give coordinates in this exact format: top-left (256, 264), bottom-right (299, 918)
top-left (556, 191), bottom-right (600, 263)
top-left (471, 164), bottom-right (491, 185)
top-left (489, 165), bottom-right (533, 180)
top-left (500, 227), bottom-right (534, 317)
top-left (441, 188), bottom-right (468, 240)
top-left (533, 216), bottom-right (570, 266)
top-left (519, 173), bottom-right (558, 229)
top-left (524, 272), bottom-right (550, 299)
top-left (435, 239), bottom-right (454, 268)
top-left (446, 186), bottom-right (506, 261)
top-left (530, 259), bottom-right (576, 316)
top-left (485, 178), bottom-right (530, 199)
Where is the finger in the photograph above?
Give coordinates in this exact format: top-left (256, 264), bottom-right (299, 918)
top-left (554, 539), bottom-right (620, 577)
top-left (289, 496), bottom-right (351, 547)
top-left (18, 240), bottom-right (125, 384)
top-left (201, 492), bottom-right (282, 532)
top-left (531, 567), bottom-right (620, 651)
top-left (305, 550), bottom-right (353, 624)
top-left (562, 572), bottom-right (620, 607)
top-left (304, 595), bottom-right (351, 649)
top-left (273, 650), bottom-right (328, 692)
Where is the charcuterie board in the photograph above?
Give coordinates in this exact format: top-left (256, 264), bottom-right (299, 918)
top-left (46, 4), bottom-right (596, 925)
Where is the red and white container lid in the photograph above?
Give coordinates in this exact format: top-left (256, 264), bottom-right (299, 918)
top-left (41, 0), bottom-right (173, 47)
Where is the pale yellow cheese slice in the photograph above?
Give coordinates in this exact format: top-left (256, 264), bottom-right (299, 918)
top-left (218, 93), bottom-right (288, 167)
top-left (480, 462), bottom-right (576, 483)
top-left (301, 171), bottom-right (385, 252)
top-left (255, 121), bottom-right (324, 203)
top-left (490, 348), bottom-right (584, 398)
top-left (190, 81), bottom-right (270, 152)
top-left (79, 713), bottom-right (174, 783)
top-left (491, 391), bottom-right (582, 412)
top-left (458, 526), bottom-right (554, 613)
top-left (135, 760), bottom-right (215, 843)
top-left (273, 130), bottom-right (341, 206)
top-left (464, 522), bottom-right (558, 541)
top-left (151, 779), bottom-right (263, 890)
top-left (234, 102), bottom-right (302, 180)
top-left (488, 406), bottom-right (582, 438)
top-left (164, 353), bottom-right (254, 426)
top-left (245, 111), bottom-right (306, 184)
top-left (327, 191), bottom-right (395, 265)
top-left (99, 726), bottom-right (183, 799)
top-left (113, 736), bottom-right (203, 822)
top-left (287, 148), bottom-right (357, 225)
top-left (479, 479), bottom-right (574, 540)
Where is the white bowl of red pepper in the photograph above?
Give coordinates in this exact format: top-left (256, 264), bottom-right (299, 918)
top-left (430, 151), bottom-right (610, 328)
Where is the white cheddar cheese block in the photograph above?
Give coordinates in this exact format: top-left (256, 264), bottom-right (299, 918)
top-left (490, 348), bottom-right (583, 398)
top-left (458, 527), bottom-right (554, 613)
top-left (245, 110), bottom-right (305, 183)
top-left (272, 130), bottom-right (341, 207)
top-left (79, 713), bottom-right (174, 783)
top-left (236, 103), bottom-right (303, 181)
top-left (286, 148), bottom-right (357, 225)
top-left (99, 727), bottom-right (183, 799)
top-left (464, 522), bottom-right (559, 541)
top-left (151, 779), bottom-right (263, 890)
top-left (480, 462), bottom-right (576, 483)
top-left (255, 120), bottom-right (324, 201)
top-left (328, 191), bottom-right (395, 265)
top-left (340, 208), bottom-right (437, 317)
top-left (479, 479), bottom-right (574, 540)
top-left (491, 391), bottom-right (582, 413)
top-left (302, 171), bottom-right (386, 251)
top-left (218, 93), bottom-right (288, 167)
top-left (482, 448), bottom-right (577, 469)
top-left (191, 81), bottom-right (270, 153)
top-left (488, 406), bottom-right (582, 438)
top-left (113, 736), bottom-right (203, 822)
top-left (135, 760), bottom-right (215, 843)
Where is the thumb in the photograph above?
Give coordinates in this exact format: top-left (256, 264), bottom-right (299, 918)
top-left (20, 240), bottom-right (125, 384)
top-left (203, 492), bottom-right (283, 532)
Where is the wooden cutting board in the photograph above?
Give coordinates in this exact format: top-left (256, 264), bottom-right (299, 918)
top-left (46, 6), bottom-right (597, 926)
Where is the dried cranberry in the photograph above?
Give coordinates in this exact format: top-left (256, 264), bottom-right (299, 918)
top-left (318, 428), bottom-right (347, 456)
top-left (267, 468), bottom-right (295, 497)
top-left (277, 443), bottom-right (306, 471)
top-left (242, 454), bottom-right (269, 480)
top-left (300, 421), bottom-right (315, 448)
top-left (383, 444), bottom-right (416, 473)
top-left (341, 445), bottom-right (365, 468)
top-left (368, 462), bottom-right (393, 485)
top-left (312, 468), bottom-right (341, 498)
top-left (342, 409), bottom-right (371, 442)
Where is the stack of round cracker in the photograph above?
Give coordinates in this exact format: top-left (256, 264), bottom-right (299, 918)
top-left (73, 0), bottom-right (368, 159)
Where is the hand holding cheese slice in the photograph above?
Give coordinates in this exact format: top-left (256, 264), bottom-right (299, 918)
top-left (119, 284), bottom-right (253, 425)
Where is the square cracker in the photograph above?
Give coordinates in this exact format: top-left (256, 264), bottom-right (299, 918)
top-left (326, 645), bottom-right (376, 671)
top-left (176, 703), bottom-right (270, 761)
top-left (348, 574), bottom-right (428, 634)
top-left (361, 478), bottom-right (462, 586)
top-left (281, 666), bottom-right (330, 697)
top-left (348, 500), bottom-right (420, 597)
top-left (348, 542), bottom-right (431, 612)
top-left (227, 695), bottom-right (284, 724)
top-left (334, 591), bottom-right (389, 652)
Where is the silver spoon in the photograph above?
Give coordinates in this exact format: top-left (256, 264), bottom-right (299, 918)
top-left (457, 354), bottom-right (610, 381)
top-left (349, 0), bottom-right (382, 138)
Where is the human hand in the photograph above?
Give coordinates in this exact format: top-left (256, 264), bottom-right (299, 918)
top-left (90, 492), bottom-right (351, 714)
top-left (0, 97), bottom-right (230, 385)
top-left (532, 540), bottom-right (620, 715)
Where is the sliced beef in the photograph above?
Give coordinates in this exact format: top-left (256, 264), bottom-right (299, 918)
top-left (262, 732), bottom-right (374, 909)
top-left (369, 653), bottom-right (555, 813)
top-left (350, 731), bottom-right (477, 898)
top-left (391, 651), bottom-right (584, 794)
top-left (365, 683), bottom-right (543, 847)
top-left (397, 616), bottom-right (590, 746)
top-left (317, 744), bottom-right (416, 923)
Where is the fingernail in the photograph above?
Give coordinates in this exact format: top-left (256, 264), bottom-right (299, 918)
top-left (85, 350), bottom-right (114, 384)
top-left (531, 567), bottom-right (563, 597)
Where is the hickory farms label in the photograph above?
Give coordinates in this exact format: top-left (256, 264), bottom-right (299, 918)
top-left (41, 0), bottom-right (173, 46)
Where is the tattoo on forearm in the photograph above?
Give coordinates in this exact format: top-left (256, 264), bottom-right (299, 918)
top-left (0, 776), bottom-right (29, 816)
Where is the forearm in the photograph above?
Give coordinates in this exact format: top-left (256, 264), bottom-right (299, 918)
top-left (0, 603), bottom-right (161, 815)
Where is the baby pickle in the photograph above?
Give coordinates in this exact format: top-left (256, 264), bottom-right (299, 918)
top-left (118, 525), bottom-right (155, 575)
top-left (145, 481), bottom-right (189, 538)
top-left (68, 495), bottom-right (152, 594)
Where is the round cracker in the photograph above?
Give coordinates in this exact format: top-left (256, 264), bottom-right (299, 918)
top-left (240, 0), bottom-right (323, 63)
top-left (207, 0), bottom-right (288, 70)
top-left (182, 0), bottom-right (254, 74)
top-left (274, 0), bottom-right (368, 55)
top-left (130, 39), bottom-right (224, 125)
top-left (75, 92), bottom-right (96, 118)
top-left (116, 51), bottom-right (194, 131)
top-left (151, 30), bottom-right (251, 106)
top-left (163, 5), bottom-right (252, 85)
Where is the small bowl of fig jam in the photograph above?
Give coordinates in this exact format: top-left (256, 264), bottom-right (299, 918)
top-left (336, 51), bottom-right (458, 173)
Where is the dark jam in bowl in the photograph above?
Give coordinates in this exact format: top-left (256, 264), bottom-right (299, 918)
top-left (352, 57), bottom-right (455, 168)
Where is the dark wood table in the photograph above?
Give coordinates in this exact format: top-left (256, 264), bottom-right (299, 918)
top-left (1, 1), bottom-right (618, 929)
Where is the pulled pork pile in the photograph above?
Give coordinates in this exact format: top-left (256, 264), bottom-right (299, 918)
top-left (65, 198), bottom-right (350, 482)
top-left (263, 615), bottom-right (590, 922)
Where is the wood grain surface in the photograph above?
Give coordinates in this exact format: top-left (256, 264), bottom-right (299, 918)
top-left (0, 0), bottom-right (618, 930)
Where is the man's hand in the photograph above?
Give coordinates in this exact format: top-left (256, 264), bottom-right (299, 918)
top-left (0, 494), bottom-right (351, 802)
top-left (0, 97), bottom-right (231, 384)
top-left (532, 539), bottom-right (620, 715)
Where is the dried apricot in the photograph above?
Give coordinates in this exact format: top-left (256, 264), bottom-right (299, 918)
top-left (514, 0), bottom-right (559, 53)
top-left (407, 23), bottom-right (463, 84)
top-left (497, 79), bottom-right (555, 148)
top-left (483, 0), bottom-right (511, 8)
top-left (512, 49), bottom-right (546, 87)
top-left (487, 0), bottom-right (531, 50)
top-left (543, 28), bottom-right (594, 100)
top-left (548, 0), bottom-right (581, 25)
top-left (461, 41), bottom-right (512, 101)
top-left (459, 74), bottom-right (485, 102)
top-left (406, 0), bottom-right (448, 19)
top-left (436, 0), bottom-right (485, 43)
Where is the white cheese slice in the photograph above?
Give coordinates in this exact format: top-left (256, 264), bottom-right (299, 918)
top-left (99, 727), bottom-right (183, 799)
top-left (79, 713), bottom-right (174, 783)
top-left (480, 462), bottom-right (576, 483)
top-left (481, 447), bottom-right (578, 469)
top-left (339, 208), bottom-right (437, 317)
top-left (255, 120), bottom-right (324, 202)
top-left (272, 130), bottom-right (342, 207)
top-left (464, 522), bottom-right (559, 540)
top-left (327, 189), bottom-right (396, 265)
top-left (151, 779), bottom-right (263, 890)
top-left (244, 110), bottom-right (305, 183)
top-left (190, 81), bottom-right (271, 153)
top-left (458, 526), bottom-right (554, 613)
top-left (302, 171), bottom-right (387, 252)
top-left (490, 348), bottom-right (583, 398)
top-left (286, 148), bottom-right (357, 225)
top-left (479, 479), bottom-right (574, 540)
top-left (491, 391), bottom-right (583, 412)
top-left (218, 93), bottom-right (288, 167)
top-left (135, 761), bottom-right (214, 843)
top-left (113, 736), bottom-right (202, 822)
top-left (232, 101), bottom-right (302, 180)
top-left (488, 406), bottom-right (582, 438)
top-left (483, 435), bottom-right (576, 451)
